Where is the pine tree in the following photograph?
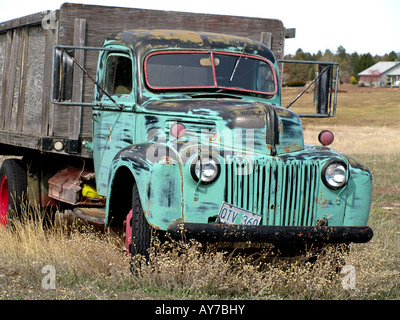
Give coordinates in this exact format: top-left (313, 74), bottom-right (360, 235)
top-left (352, 53), bottom-right (375, 77)
top-left (387, 51), bottom-right (398, 61)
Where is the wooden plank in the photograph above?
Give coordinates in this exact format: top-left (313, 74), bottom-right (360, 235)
top-left (16, 26), bottom-right (29, 132)
top-left (0, 31), bottom-right (12, 129)
top-left (261, 32), bottom-right (272, 48)
top-left (0, 33), bottom-right (6, 119)
top-left (41, 21), bottom-right (58, 136)
top-left (10, 28), bottom-right (25, 131)
top-left (4, 29), bottom-right (20, 131)
top-left (69, 18), bottom-right (86, 142)
top-left (22, 25), bottom-right (46, 134)
top-left (0, 11), bottom-right (59, 32)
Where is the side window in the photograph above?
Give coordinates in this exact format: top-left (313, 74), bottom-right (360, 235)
top-left (105, 54), bottom-right (132, 95)
top-left (257, 64), bottom-right (275, 93)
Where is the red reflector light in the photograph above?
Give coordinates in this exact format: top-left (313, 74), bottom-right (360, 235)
top-left (318, 130), bottom-right (334, 146)
top-left (170, 123), bottom-right (186, 138)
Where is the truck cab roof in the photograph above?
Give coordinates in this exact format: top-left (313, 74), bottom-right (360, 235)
top-left (105, 29), bottom-right (276, 63)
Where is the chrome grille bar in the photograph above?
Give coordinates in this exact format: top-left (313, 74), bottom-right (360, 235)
top-left (224, 157), bottom-right (320, 226)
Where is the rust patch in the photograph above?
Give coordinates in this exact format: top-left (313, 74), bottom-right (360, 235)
top-left (317, 192), bottom-right (328, 207)
top-left (283, 143), bottom-right (302, 153)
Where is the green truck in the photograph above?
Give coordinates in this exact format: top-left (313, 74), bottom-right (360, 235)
top-left (0, 3), bottom-right (372, 257)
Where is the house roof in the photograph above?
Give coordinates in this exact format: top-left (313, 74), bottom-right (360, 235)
top-left (358, 61), bottom-right (400, 76)
top-left (387, 63), bottom-right (400, 76)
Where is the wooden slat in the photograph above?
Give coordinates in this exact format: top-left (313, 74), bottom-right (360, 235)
top-left (69, 18), bottom-right (86, 142)
top-left (0, 11), bottom-right (59, 32)
top-left (16, 27), bottom-right (29, 132)
top-left (261, 32), bottom-right (272, 49)
top-left (41, 23), bottom-right (58, 136)
top-left (0, 31), bottom-right (12, 129)
top-left (21, 25), bottom-right (46, 135)
top-left (4, 29), bottom-right (20, 130)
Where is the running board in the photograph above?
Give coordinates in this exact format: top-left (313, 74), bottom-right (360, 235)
top-left (72, 207), bottom-right (106, 224)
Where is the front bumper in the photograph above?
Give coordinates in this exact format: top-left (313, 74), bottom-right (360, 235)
top-left (167, 222), bottom-right (373, 244)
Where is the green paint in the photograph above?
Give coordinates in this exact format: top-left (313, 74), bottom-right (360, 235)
top-left (87, 30), bottom-right (372, 240)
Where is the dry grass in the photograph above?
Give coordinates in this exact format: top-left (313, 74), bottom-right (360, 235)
top-left (0, 210), bottom-right (131, 299)
top-left (287, 84), bottom-right (400, 155)
top-left (284, 83), bottom-right (400, 128)
top-left (303, 125), bottom-right (400, 155)
top-left (0, 203), bottom-right (399, 300)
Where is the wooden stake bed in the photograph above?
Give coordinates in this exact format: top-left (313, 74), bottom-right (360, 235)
top-left (0, 3), bottom-right (290, 159)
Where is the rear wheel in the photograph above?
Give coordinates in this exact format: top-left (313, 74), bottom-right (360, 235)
top-left (126, 183), bottom-right (152, 260)
top-left (0, 159), bottom-right (27, 227)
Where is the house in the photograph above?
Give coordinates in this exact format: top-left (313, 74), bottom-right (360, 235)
top-left (358, 61), bottom-right (400, 87)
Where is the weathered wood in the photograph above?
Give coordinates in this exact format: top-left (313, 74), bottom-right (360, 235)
top-left (69, 18), bottom-right (86, 142)
top-left (41, 22), bottom-right (58, 136)
top-left (4, 29), bottom-right (17, 129)
top-left (0, 12), bottom-right (49, 32)
top-left (57, 4), bottom-right (287, 109)
top-left (0, 31), bottom-right (12, 129)
top-left (261, 32), bottom-right (272, 48)
top-left (22, 25), bottom-right (46, 135)
top-left (17, 27), bottom-right (29, 132)
top-left (0, 3), bottom-right (289, 158)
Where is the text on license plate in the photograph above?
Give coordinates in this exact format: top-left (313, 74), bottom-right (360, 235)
top-left (218, 202), bottom-right (261, 225)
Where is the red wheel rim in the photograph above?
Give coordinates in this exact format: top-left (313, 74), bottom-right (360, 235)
top-left (125, 209), bottom-right (133, 255)
top-left (0, 176), bottom-right (9, 227)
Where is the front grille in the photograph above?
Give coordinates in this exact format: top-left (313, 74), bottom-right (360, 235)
top-left (224, 156), bottom-right (320, 226)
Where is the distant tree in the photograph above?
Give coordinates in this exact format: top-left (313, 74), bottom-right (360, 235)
top-left (283, 48), bottom-right (398, 83)
top-left (320, 49), bottom-right (335, 62)
top-left (313, 50), bottom-right (323, 61)
top-left (350, 52), bottom-right (359, 68)
top-left (387, 51), bottom-right (399, 61)
top-left (353, 53), bottom-right (375, 77)
top-left (336, 46), bottom-right (347, 62)
top-left (283, 48), bottom-right (311, 82)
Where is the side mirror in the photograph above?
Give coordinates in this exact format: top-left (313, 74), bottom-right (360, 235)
top-left (316, 64), bottom-right (332, 115)
top-left (52, 48), bottom-right (75, 102)
top-left (51, 45), bottom-right (129, 109)
top-left (279, 60), bottom-right (339, 118)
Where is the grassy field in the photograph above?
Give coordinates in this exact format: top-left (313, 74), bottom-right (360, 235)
top-left (0, 84), bottom-right (399, 300)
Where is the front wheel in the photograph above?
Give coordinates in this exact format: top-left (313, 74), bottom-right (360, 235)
top-left (125, 183), bottom-right (152, 260)
top-left (0, 159), bottom-right (27, 227)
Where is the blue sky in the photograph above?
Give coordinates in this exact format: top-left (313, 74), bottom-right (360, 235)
top-left (0, 0), bottom-right (399, 56)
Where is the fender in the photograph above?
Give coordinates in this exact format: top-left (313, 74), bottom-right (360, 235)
top-left (105, 141), bottom-right (183, 230)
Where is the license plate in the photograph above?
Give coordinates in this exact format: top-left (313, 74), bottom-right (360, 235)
top-left (218, 202), bottom-right (262, 225)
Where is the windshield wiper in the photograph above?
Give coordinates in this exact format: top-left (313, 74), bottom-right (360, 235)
top-left (229, 43), bottom-right (247, 82)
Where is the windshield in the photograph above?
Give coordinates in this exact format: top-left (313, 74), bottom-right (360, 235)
top-left (144, 51), bottom-right (277, 96)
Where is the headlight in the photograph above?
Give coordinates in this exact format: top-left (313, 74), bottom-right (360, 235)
top-left (191, 156), bottom-right (220, 185)
top-left (322, 160), bottom-right (347, 189)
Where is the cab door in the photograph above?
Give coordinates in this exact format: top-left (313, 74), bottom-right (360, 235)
top-left (92, 49), bottom-right (136, 196)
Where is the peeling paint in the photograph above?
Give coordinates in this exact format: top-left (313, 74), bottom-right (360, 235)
top-left (92, 30), bottom-right (373, 243)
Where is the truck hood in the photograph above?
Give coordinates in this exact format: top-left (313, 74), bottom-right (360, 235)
top-left (143, 99), bottom-right (267, 129)
top-left (142, 98), bottom-right (304, 155)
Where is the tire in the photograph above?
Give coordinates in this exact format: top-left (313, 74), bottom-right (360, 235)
top-left (0, 159), bottom-right (27, 227)
top-left (126, 183), bottom-right (152, 260)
